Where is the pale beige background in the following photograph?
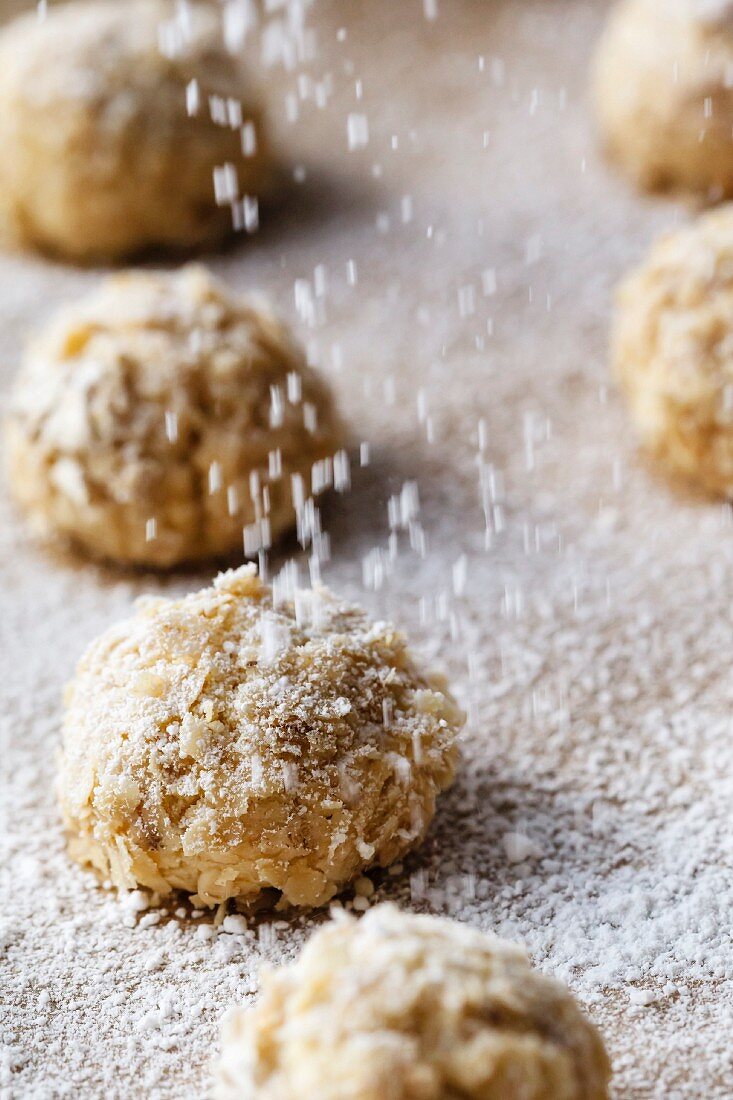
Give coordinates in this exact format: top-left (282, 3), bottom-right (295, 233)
top-left (2, 1), bottom-right (732, 1097)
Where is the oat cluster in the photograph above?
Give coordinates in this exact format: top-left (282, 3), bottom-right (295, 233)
top-left (58, 568), bottom-right (462, 908)
top-left (593, 0), bottom-right (733, 196)
top-left (215, 904), bottom-right (611, 1100)
top-left (5, 265), bottom-right (344, 566)
top-left (613, 206), bottom-right (733, 496)
top-left (0, 0), bottom-right (272, 261)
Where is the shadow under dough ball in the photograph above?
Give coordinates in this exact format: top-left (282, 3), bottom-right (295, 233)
top-left (613, 205), bottom-right (733, 496)
top-left (215, 904), bottom-right (611, 1100)
top-left (0, 0), bottom-right (273, 261)
top-left (593, 0), bottom-right (733, 197)
top-left (58, 567), bottom-right (464, 909)
top-left (4, 265), bottom-right (345, 567)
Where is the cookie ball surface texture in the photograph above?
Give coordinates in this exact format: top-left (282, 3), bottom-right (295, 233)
top-left (5, 266), bottom-right (343, 566)
top-left (215, 905), bottom-right (611, 1100)
top-left (593, 0), bottom-right (733, 196)
top-left (58, 568), bottom-right (462, 908)
top-left (613, 207), bottom-right (733, 495)
top-left (0, 0), bottom-right (271, 261)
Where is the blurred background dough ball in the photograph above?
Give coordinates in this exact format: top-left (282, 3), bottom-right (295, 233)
top-left (613, 206), bottom-right (733, 496)
top-left (0, 0), bottom-right (272, 261)
top-left (58, 568), bottom-right (463, 909)
top-left (593, 0), bottom-right (733, 196)
top-left (4, 265), bottom-right (344, 567)
top-left (215, 904), bottom-right (611, 1100)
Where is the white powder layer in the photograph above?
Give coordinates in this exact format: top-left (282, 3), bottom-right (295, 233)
top-left (2, 0), bottom-right (733, 1097)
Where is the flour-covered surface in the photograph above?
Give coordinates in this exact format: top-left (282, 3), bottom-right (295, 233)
top-left (1, 1), bottom-right (732, 1097)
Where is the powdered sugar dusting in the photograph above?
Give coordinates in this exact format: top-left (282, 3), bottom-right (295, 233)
top-left (2, 0), bottom-right (733, 1096)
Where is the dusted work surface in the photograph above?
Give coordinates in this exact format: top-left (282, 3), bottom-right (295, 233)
top-left (2, 0), bottom-right (732, 1096)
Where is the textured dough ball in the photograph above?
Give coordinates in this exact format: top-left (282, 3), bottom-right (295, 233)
top-left (58, 567), bottom-right (463, 908)
top-left (215, 904), bottom-right (611, 1100)
top-left (0, 0), bottom-right (272, 261)
top-left (5, 265), bottom-right (344, 566)
top-left (593, 0), bottom-right (733, 196)
top-left (612, 206), bottom-right (733, 495)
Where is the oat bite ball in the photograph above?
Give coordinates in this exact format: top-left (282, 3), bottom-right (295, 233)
top-left (612, 206), bottom-right (733, 495)
top-left (593, 0), bottom-right (733, 197)
top-left (215, 904), bottom-right (611, 1100)
top-left (58, 567), bottom-right (463, 908)
top-left (4, 265), bottom-right (344, 567)
top-left (0, 0), bottom-right (272, 261)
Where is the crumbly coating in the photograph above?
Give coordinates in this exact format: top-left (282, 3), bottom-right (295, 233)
top-left (215, 904), bottom-right (611, 1100)
top-left (58, 569), bottom-right (462, 909)
top-left (4, 265), bottom-right (344, 566)
top-left (612, 206), bottom-right (733, 496)
top-left (0, 0), bottom-right (272, 261)
top-left (592, 0), bottom-right (733, 196)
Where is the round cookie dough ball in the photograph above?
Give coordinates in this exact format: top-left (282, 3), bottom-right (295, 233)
top-left (215, 905), bottom-right (611, 1100)
top-left (0, 0), bottom-right (272, 261)
top-left (612, 206), bottom-right (733, 495)
top-left (593, 0), bottom-right (733, 196)
top-left (5, 265), bottom-right (344, 566)
top-left (58, 567), bottom-right (463, 908)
